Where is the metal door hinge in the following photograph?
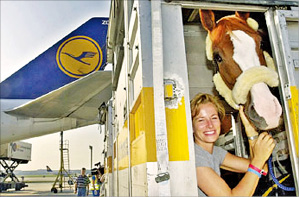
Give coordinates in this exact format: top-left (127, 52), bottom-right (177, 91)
top-left (284, 83), bottom-right (291, 100)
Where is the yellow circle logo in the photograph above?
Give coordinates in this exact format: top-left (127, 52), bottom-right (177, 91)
top-left (56, 36), bottom-right (103, 78)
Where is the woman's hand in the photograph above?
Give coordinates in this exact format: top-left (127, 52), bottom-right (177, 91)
top-left (251, 132), bottom-right (275, 167)
top-left (239, 106), bottom-right (258, 138)
top-left (239, 105), bottom-right (275, 167)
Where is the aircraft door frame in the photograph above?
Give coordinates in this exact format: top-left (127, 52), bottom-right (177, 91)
top-left (265, 8), bottom-right (299, 195)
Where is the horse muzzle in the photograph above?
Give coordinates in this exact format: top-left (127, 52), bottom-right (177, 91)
top-left (232, 66), bottom-right (282, 130)
top-left (213, 66), bottom-right (283, 130)
top-left (245, 83), bottom-right (283, 130)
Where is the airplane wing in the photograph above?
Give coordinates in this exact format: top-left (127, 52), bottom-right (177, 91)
top-left (5, 71), bottom-right (112, 121)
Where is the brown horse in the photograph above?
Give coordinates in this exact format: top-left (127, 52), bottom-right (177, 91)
top-left (199, 10), bottom-right (282, 132)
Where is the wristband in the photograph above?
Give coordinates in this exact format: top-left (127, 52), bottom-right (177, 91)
top-left (248, 168), bottom-right (261, 178)
top-left (249, 164), bottom-right (267, 176)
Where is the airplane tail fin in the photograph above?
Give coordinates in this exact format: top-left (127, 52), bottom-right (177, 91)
top-left (46, 165), bottom-right (53, 173)
top-left (0, 17), bottom-right (109, 99)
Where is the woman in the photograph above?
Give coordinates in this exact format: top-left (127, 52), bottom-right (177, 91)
top-left (191, 93), bottom-right (275, 196)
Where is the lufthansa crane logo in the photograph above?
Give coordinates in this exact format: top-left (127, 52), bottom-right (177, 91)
top-left (11, 143), bottom-right (18, 152)
top-left (56, 36), bottom-right (103, 78)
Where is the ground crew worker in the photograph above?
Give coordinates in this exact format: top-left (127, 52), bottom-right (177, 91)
top-left (90, 168), bottom-right (101, 196)
top-left (75, 168), bottom-right (90, 196)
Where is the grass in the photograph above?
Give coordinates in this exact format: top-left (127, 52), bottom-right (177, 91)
top-left (20, 174), bottom-right (57, 178)
top-left (16, 174), bottom-right (74, 183)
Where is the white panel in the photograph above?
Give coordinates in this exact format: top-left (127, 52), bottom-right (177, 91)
top-left (169, 161), bottom-right (198, 196)
top-left (133, 63), bottom-right (142, 102)
top-left (146, 161), bottom-right (198, 196)
top-left (113, 169), bottom-right (118, 196)
top-left (118, 168), bottom-right (129, 196)
top-left (132, 29), bottom-right (140, 67)
top-left (114, 61), bottom-right (127, 129)
top-left (132, 163), bottom-right (148, 196)
top-left (106, 173), bottom-right (113, 197)
top-left (146, 162), bottom-right (159, 196)
top-left (128, 4), bottom-right (138, 48)
top-left (138, 0), bottom-right (153, 88)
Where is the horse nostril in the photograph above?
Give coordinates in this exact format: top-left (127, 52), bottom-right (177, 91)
top-left (245, 102), bottom-right (268, 129)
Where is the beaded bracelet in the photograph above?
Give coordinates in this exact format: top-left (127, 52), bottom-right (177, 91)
top-left (248, 167), bottom-right (261, 178)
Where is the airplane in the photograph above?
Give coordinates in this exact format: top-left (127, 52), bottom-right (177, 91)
top-left (0, 17), bottom-right (112, 145)
top-left (46, 166), bottom-right (53, 173)
top-left (46, 165), bottom-right (70, 176)
top-left (46, 165), bottom-right (75, 186)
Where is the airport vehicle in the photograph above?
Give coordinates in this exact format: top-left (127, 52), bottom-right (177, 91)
top-left (0, 17), bottom-right (111, 145)
top-left (101, 0), bottom-right (298, 196)
top-left (0, 141), bottom-right (31, 191)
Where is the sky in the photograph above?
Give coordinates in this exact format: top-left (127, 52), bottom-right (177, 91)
top-left (1, 0), bottom-right (111, 171)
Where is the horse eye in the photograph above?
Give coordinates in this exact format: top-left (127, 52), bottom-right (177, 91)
top-left (213, 53), bottom-right (222, 64)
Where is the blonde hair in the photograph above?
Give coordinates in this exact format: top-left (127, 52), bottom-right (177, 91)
top-left (190, 93), bottom-right (225, 121)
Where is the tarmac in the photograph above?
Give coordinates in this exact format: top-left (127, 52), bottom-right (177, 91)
top-left (0, 177), bottom-right (76, 196)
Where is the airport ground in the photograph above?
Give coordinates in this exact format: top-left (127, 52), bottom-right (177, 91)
top-left (1, 175), bottom-right (76, 196)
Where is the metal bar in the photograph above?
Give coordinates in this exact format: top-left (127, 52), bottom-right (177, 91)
top-left (169, 0), bottom-right (298, 7)
top-left (124, 1), bottom-right (132, 196)
top-left (170, 1), bottom-right (270, 12)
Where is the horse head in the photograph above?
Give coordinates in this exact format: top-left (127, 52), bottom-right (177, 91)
top-left (199, 10), bottom-right (282, 131)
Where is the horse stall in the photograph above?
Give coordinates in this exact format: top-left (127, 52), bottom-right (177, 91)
top-left (184, 3), bottom-right (299, 196)
top-left (104, 0), bottom-right (298, 196)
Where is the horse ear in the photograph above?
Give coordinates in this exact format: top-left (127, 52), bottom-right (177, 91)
top-left (199, 9), bottom-right (216, 32)
top-left (235, 11), bottom-right (250, 21)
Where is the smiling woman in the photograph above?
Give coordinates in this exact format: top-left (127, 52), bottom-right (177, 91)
top-left (191, 93), bottom-right (275, 197)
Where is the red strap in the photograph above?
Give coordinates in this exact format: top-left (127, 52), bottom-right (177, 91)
top-left (249, 164), bottom-right (267, 176)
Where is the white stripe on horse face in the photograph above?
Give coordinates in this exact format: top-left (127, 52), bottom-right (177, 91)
top-left (230, 30), bottom-right (260, 71)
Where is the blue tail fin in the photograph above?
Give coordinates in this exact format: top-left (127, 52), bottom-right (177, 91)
top-left (46, 166), bottom-right (53, 173)
top-left (0, 17), bottom-right (109, 99)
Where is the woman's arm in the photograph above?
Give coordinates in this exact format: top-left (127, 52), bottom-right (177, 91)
top-left (239, 106), bottom-right (270, 172)
top-left (220, 106), bottom-right (260, 173)
top-left (221, 152), bottom-right (250, 173)
top-left (198, 132), bottom-right (275, 196)
top-left (197, 165), bottom-right (260, 196)
top-left (222, 106), bottom-right (271, 173)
